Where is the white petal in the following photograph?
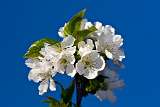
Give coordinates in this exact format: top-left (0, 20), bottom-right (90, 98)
top-left (95, 25), bottom-right (115, 45)
top-left (38, 59), bottom-right (53, 72)
top-left (86, 39), bottom-right (94, 49)
top-left (83, 69), bottom-right (98, 79)
top-left (78, 39), bottom-right (94, 50)
top-left (81, 19), bottom-right (93, 29)
top-left (95, 41), bottom-right (102, 52)
top-left (81, 19), bottom-right (88, 30)
top-left (63, 46), bottom-right (76, 55)
top-left (51, 69), bottom-right (57, 77)
top-left (76, 58), bottom-right (99, 79)
top-left (25, 59), bottom-right (40, 68)
top-left (78, 39), bottom-right (94, 57)
top-left (76, 61), bottom-right (85, 75)
top-left (83, 50), bottom-right (99, 62)
top-left (84, 22), bottom-right (93, 29)
top-left (67, 54), bottom-right (75, 64)
top-left (113, 35), bottom-right (123, 47)
top-left (59, 54), bottom-right (75, 65)
top-left (45, 44), bottom-right (60, 56)
top-left (38, 80), bottom-right (49, 95)
top-left (58, 27), bottom-right (65, 38)
top-left (61, 35), bottom-right (75, 48)
top-left (119, 55), bottom-right (125, 61)
top-left (56, 63), bottom-right (65, 74)
top-left (105, 49), bottom-right (113, 59)
top-left (104, 25), bottom-right (115, 35)
top-left (49, 78), bottom-right (56, 91)
top-left (94, 22), bottom-right (102, 30)
top-left (118, 50), bottom-right (125, 61)
top-left (109, 80), bottom-right (125, 89)
top-left (78, 41), bottom-right (85, 49)
top-left (40, 43), bottom-right (60, 61)
top-left (55, 54), bottom-right (75, 74)
top-left (96, 90), bottom-right (117, 102)
top-left (112, 49), bottom-right (125, 61)
top-left (78, 46), bottom-right (92, 57)
top-left (66, 64), bottom-right (76, 77)
top-left (28, 69), bottom-right (43, 83)
top-left (77, 51), bottom-right (105, 79)
top-left (113, 35), bottom-right (121, 43)
top-left (39, 47), bottom-right (46, 57)
top-left (93, 56), bottom-right (106, 71)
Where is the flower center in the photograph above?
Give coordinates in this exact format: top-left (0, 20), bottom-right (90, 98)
top-left (83, 60), bottom-right (93, 69)
top-left (85, 61), bottom-right (91, 65)
top-left (60, 59), bottom-right (68, 65)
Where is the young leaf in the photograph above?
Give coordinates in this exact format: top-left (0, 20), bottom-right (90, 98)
top-left (42, 97), bottom-right (60, 107)
top-left (24, 38), bottom-right (58, 58)
top-left (43, 97), bottom-right (70, 107)
top-left (74, 26), bottom-right (97, 45)
top-left (64, 9), bottom-right (86, 36)
top-left (85, 75), bottom-right (107, 94)
top-left (74, 26), bottom-right (97, 39)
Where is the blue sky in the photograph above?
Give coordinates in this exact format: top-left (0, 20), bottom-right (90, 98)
top-left (0, 0), bottom-right (159, 107)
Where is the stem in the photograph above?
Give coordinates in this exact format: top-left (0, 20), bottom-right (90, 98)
top-left (75, 74), bottom-right (83, 107)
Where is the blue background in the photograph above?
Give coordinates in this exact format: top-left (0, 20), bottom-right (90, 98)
top-left (0, 0), bottom-right (159, 107)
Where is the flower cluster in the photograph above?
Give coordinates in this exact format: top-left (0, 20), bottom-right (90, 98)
top-left (24, 10), bottom-right (125, 103)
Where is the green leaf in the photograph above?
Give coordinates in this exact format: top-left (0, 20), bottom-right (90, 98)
top-left (64, 9), bottom-right (86, 36)
top-left (74, 26), bottom-right (97, 45)
top-left (43, 97), bottom-right (70, 107)
top-left (24, 38), bottom-right (58, 58)
top-left (74, 26), bottom-right (97, 39)
top-left (85, 75), bottom-right (107, 94)
top-left (42, 97), bottom-right (60, 107)
top-left (61, 81), bottom-right (75, 104)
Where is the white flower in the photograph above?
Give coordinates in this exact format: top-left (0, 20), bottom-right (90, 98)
top-left (38, 78), bottom-right (56, 95)
top-left (55, 53), bottom-right (76, 77)
top-left (76, 50), bottom-right (105, 79)
top-left (95, 67), bottom-right (125, 102)
top-left (53, 35), bottom-right (76, 55)
top-left (40, 43), bottom-right (59, 62)
top-left (56, 35), bottom-right (76, 76)
top-left (102, 68), bottom-right (125, 89)
top-left (61, 35), bottom-right (76, 50)
top-left (95, 79), bottom-right (124, 102)
top-left (78, 20), bottom-right (125, 61)
top-left (78, 39), bottom-right (94, 56)
top-left (40, 35), bottom-right (76, 57)
top-left (92, 22), bottom-right (125, 61)
top-left (25, 36), bottom-right (76, 95)
top-left (102, 67), bottom-right (125, 89)
top-left (25, 58), bottom-right (56, 95)
top-left (40, 35), bottom-right (76, 77)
